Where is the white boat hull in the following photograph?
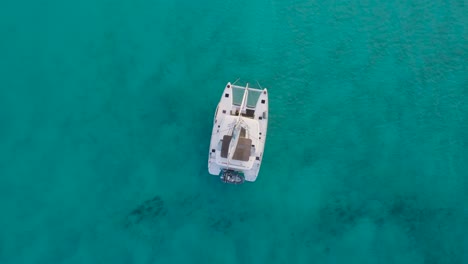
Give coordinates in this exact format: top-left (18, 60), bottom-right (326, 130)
top-left (208, 82), bottom-right (268, 183)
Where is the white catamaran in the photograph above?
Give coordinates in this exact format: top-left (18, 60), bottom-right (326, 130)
top-left (208, 81), bottom-right (268, 184)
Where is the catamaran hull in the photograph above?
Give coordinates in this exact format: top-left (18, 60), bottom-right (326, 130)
top-left (208, 82), bottom-right (268, 183)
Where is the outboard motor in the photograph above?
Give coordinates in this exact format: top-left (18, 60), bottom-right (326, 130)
top-left (220, 169), bottom-right (244, 184)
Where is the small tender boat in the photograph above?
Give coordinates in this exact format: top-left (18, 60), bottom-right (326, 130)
top-left (208, 81), bottom-right (268, 184)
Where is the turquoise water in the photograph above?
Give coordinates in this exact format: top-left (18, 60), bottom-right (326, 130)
top-left (1, 0), bottom-right (467, 263)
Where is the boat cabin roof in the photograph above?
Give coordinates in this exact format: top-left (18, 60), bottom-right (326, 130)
top-left (220, 135), bottom-right (252, 162)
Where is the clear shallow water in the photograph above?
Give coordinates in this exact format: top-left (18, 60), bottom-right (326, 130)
top-left (0, 0), bottom-right (467, 263)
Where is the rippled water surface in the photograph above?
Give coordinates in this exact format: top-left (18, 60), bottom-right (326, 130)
top-left (0, 0), bottom-right (467, 263)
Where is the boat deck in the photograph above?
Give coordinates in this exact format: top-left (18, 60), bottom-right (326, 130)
top-left (220, 135), bottom-right (252, 162)
top-left (208, 81), bottom-right (268, 182)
